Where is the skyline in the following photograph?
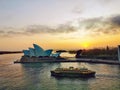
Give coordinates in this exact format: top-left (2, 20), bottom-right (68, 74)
top-left (0, 0), bottom-right (120, 50)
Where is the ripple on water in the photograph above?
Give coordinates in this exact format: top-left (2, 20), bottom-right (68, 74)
top-left (0, 54), bottom-right (120, 90)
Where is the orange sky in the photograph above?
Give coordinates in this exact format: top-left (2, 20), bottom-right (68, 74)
top-left (0, 0), bottom-right (120, 51)
top-left (0, 32), bottom-right (120, 51)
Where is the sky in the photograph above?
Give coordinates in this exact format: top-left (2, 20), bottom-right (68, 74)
top-left (0, 0), bottom-right (120, 50)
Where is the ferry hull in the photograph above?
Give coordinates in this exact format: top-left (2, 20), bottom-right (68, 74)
top-left (51, 71), bottom-right (95, 78)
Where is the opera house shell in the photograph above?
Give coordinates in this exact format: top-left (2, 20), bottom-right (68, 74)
top-left (23, 44), bottom-right (61, 58)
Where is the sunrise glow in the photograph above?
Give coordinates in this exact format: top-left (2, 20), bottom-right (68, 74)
top-left (0, 0), bottom-right (120, 51)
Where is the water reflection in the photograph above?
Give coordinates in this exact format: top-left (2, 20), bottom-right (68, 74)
top-left (0, 54), bottom-right (120, 90)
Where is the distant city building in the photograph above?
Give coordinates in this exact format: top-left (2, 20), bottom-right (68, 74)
top-left (106, 46), bottom-right (109, 51)
top-left (118, 45), bottom-right (120, 62)
top-left (51, 52), bottom-right (61, 58)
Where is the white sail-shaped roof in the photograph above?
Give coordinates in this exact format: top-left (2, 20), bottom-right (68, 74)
top-left (23, 50), bottom-right (30, 56)
top-left (44, 49), bottom-right (53, 56)
top-left (23, 44), bottom-right (53, 57)
top-left (33, 44), bottom-right (45, 57)
top-left (29, 48), bottom-right (35, 57)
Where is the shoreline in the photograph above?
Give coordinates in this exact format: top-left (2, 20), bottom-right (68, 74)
top-left (0, 51), bottom-right (22, 55)
top-left (14, 56), bottom-right (120, 65)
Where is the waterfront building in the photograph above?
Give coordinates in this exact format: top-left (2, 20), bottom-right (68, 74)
top-left (33, 44), bottom-right (45, 57)
top-left (29, 48), bottom-right (36, 57)
top-left (44, 49), bottom-right (53, 57)
top-left (23, 50), bottom-right (30, 56)
top-left (118, 45), bottom-right (120, 62)
top-left (23, 44), bottom-right (60, 57)
top-left (51, 52), bottom-right (61, 57)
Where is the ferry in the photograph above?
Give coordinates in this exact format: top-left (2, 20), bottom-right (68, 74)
top-left (51, 67), bottom-right (96, 78)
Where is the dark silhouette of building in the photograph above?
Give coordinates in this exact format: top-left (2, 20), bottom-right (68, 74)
top-left (75, 50), bottom-right (83, 58)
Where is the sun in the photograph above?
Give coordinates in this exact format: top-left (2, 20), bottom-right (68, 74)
top-left (82, 42), bottom-right (90, 49)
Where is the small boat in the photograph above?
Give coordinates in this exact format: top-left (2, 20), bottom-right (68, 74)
top-left (51, 67), bottom-right (96, 78)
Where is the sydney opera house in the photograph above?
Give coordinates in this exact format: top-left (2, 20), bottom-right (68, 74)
top-left (23, 44), bottom-right (61, 58)
top-left (14, 44), bottom-right (120, 64)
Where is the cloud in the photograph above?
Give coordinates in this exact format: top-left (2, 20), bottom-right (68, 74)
top-left (0, 30), bottom-right (5, 33)
top-left (0, 23), bottom-right (77, 37)
top-left (0, 14), bottom-right (120, 37)
top-left (26, 25), bottom-right (52, 34)
top-left (26, 24), bottom-right (76, 34)
top-left (0, 27), bottom-right (29, 37)
top-left (78, 15), bottom-right (120, 35)
top-left (110, 15), bottom-right (120, 26)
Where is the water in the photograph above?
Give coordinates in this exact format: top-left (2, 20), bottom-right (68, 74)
top-left (0, 54), bottom-right (120, 90)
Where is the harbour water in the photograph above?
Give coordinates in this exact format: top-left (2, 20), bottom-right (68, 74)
top-left (0, 53), bottom-right (120, 90)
